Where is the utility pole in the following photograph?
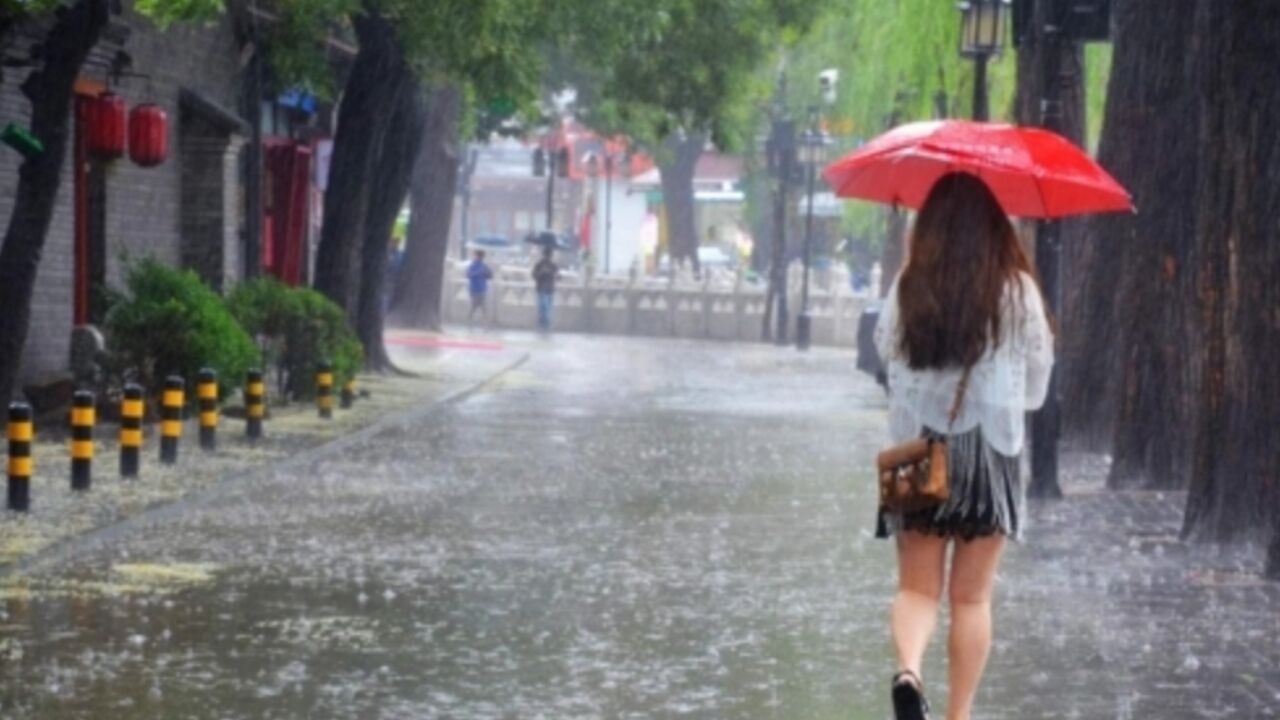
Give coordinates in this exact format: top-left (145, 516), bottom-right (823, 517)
top-left (545, 149), bottom-right (556, 231)
top-left (796, 106), bottom-right (819, 351)
top-left (972, 53), bottom-right (990, 121)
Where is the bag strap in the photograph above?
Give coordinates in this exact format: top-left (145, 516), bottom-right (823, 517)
top-left (947, 365), bottom-right (972, 429)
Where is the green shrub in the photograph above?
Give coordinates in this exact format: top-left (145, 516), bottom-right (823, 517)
top-left (104, 259), bottom-right (258, 397)
top-left (226, 277), bottom-right (363, 400)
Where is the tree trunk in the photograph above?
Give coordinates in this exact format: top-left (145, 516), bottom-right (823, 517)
top-left (311, 7), bottom-right (400, 320)
top-left (356, 68), bottom-right (425, 371)
top-left (0, 0), bottom-right (109, 404)
top-left (389, 84), bottom-right (462, 330)
top-left (1097, 2), bottom-right (1201, 490)
top-left (659, 132), bottom-right (703, 272)
top-left (1181, 0), bottom-right (1280, 553)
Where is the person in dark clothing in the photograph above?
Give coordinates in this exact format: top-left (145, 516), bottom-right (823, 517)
top-left (466, 250), bottom-right (494, 327)
top-left (531, 247), bottom-right (559, 331)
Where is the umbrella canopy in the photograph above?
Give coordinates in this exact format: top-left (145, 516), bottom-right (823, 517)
top-left (822, 120), bottom-right (1133, 219)
top-left (524, 231), bottom-right (574, 251)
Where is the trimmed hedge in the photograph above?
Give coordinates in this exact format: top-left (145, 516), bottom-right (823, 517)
top-left (226, 277), bottom-right (363, 400)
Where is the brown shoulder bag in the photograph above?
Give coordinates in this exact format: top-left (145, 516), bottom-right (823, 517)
top-left (876, 367), bottom-right (971, 514)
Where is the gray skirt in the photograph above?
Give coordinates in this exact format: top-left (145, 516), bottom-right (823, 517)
top-left (875, 426), bottom-right (1024, 542)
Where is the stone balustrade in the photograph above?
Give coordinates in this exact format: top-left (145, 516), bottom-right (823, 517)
top-left (445, 261), bottom-right (876, 347)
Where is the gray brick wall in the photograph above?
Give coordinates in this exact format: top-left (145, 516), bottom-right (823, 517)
top-left (0, 6), bottom-right (245, 391)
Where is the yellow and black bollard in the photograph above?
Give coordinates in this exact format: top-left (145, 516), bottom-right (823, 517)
top-left (70, 390), bottom-right (94, 491)
top-left (316, 361), bottom-right (334, 419)
top-left (160, 375), bottom-right (184, 464)
top-left (245, 369), bottom-right (265, 439)
top-left (197, 368), bottom-right (218, 451)
top-left (8, 402), bottom-right (33, 511)
top-left (340, 377), bottom-right (356, 409)
top-left (120, 383), bottom-right (144, 478)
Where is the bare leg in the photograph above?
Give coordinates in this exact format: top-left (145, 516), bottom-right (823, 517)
top-left (946, 534), bottom-right (1006, 720)
top-left (892, 531), bottom-right (949, 682)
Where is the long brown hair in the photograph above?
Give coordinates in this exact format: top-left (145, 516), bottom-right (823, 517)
top-left (897, 172), bottom-right (1040, 370)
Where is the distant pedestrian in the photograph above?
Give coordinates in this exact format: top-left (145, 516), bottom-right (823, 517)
top-left (532, 247), bottom-right (559, 331)
top-left (873, 173), bottom-right (1054, 720)
top-left (467, 250), bottom-right (494, 327)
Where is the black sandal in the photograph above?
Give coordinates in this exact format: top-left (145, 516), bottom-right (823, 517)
top-left (891, 670), bottom-right (931, 720)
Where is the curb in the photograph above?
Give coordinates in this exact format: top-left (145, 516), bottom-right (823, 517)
top-left (3, 352), bottom-right (531, 578)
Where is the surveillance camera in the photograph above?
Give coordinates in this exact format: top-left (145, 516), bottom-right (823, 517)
top-left (818, 68), bottom-right (839, 105)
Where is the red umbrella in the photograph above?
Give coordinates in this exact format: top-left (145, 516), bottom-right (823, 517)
top-left (822, 120), bottom-right (1133, 219)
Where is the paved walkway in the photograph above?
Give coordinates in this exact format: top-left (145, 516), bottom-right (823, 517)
top-left (0, 333), bottom-right (1275, 718)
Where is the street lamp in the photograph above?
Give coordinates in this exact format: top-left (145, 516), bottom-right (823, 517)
top-left (795, 106), bottom-right (830, 351)
top-left (957, 0), bottom-right (1010, 121)
top-left (585, 152), bottom-right (601, 271)
top-left (604, 153), bottom-right (616, 274)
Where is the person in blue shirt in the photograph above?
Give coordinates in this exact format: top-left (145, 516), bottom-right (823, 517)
top-left (467, 250), bottom-right (494, 327)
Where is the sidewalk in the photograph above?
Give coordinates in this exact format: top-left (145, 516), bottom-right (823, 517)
top-left (982, 449), bottom-right (1280, 718)
top-left (0, 335), bottom-right (526, 575)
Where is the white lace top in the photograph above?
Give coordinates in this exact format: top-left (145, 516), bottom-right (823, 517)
top-left (873, 271), bottom-right (1055, 456)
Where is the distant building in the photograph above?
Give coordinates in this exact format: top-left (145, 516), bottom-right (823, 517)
top-left (632, 152), bottom-right (749, 268)
top-left (451, 121), bottom-right (652, 275)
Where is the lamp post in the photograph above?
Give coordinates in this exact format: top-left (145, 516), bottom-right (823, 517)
top-left (1030, 0), bottom-right (1067, 498)
top-left (957, 0), bottom-right (1010, 121)
top-left (545, 147), bottom-right (557, 230)
top-left (586, 152), bottom-right (601, 272)
top-left (458, 146), bottom-right (478, 260)
top-left (604, 154), bottom-right (614, 274)
top-left (795, 106), bottom-right (829, 351)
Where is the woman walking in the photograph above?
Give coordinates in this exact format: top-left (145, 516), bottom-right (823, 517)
top-left (873, 173), bottom-right (1054, 720)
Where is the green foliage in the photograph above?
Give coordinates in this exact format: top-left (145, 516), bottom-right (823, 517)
top-left (1084, 43), bottom-right (1113, 151)
top-left (272, 0), bottom-right (550, 119)
top-left (544, 0), bottom-right (825, 154)
top-left (134, 0), bottom-right (225, 27)
top-left (265, 0), bottom-right (353, 99)
top-left (760, 0), bottom-right (1112, 263)
top-left (104, 259), bottom-right (257, 398)
top-left (226, 277), bottom-right (363, 400)
top-left (0, 0), bottom-right (60, 16)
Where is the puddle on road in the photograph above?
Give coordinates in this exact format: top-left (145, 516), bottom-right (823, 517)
top-left (1, 562), bottom-right (220, 602)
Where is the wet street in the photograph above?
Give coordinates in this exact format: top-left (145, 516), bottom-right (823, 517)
top-left (1, 334), bottom-right (1278, 719)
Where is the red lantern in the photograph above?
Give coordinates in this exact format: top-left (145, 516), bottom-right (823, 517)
top-left (88, 92), bottom-right (126, 159)
top-left (128, 104), bottom-right (168, 167)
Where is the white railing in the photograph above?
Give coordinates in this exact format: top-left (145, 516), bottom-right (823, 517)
top-left (446, 260), bottom-right (876, 347)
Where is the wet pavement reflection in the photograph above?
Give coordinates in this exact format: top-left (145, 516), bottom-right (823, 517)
top-left (0, 334), bottom-right (1276, 719)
